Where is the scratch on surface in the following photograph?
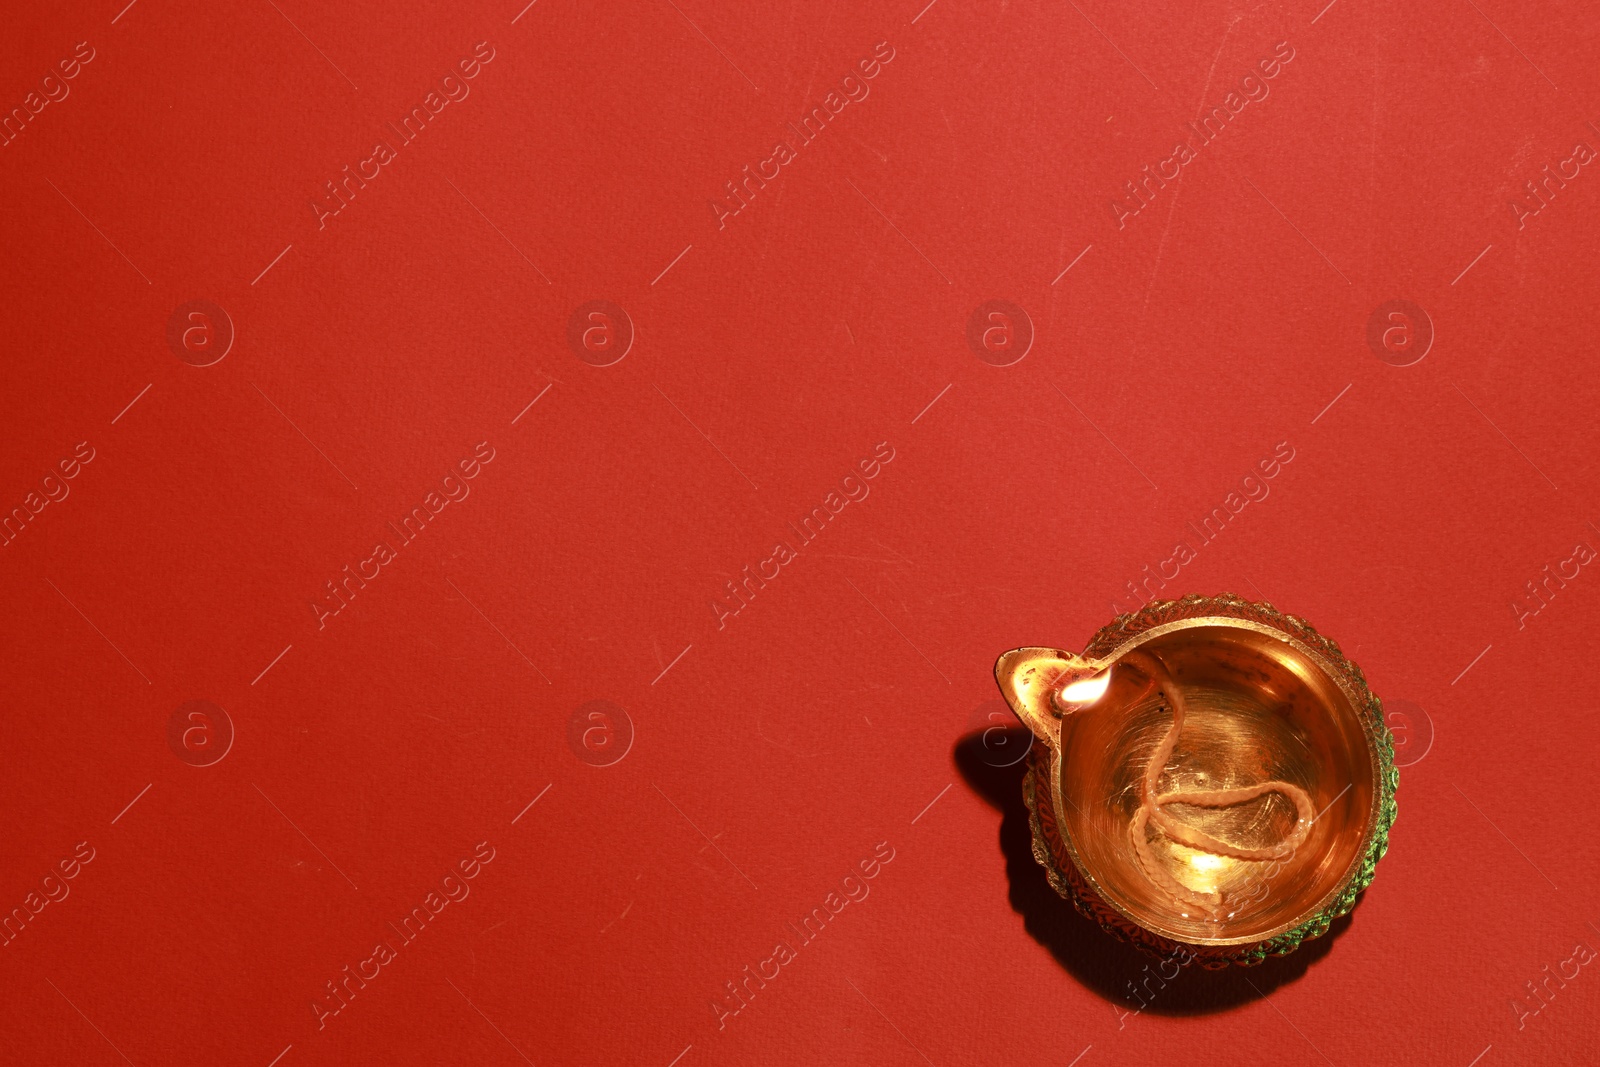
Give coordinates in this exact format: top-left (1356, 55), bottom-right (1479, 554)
top-left (1135, 16), bottom-right (1242, 345)
top-left (600, 900), bottom-right (634, 934)
top-left (756, 713), bottom-right (819, 757)
top-left (870, 537), bottom-right (915, 565)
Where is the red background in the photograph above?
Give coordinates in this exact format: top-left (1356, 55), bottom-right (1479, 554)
top-left (3, 0), bottom-right (1598, 1064)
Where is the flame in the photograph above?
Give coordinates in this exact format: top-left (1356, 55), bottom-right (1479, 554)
top-left (1058, 671), bottom-right (1110, 705)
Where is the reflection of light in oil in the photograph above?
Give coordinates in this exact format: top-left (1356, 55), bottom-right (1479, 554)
top-left (1188, 853), bottom-right (1225, 872)
top-left (1059, 671), bottom-right (1110, 705)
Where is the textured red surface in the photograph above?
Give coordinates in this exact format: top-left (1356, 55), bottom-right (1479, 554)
top-left (3, 1), bottom-right (1599, 1065)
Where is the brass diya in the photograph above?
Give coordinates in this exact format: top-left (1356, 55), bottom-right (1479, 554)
top-left (995, 594), bottom-right (1397, 967)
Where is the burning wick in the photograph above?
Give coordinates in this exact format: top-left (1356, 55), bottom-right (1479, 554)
top-left (1057, 670), bottom-right (1111, 706)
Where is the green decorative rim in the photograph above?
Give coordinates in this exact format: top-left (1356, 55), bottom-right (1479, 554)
top-left (1022, 593), bottom-right (1399, 968)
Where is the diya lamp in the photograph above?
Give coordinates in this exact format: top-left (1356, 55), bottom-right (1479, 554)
top-left (995, 594), bottom-right (1398, 967)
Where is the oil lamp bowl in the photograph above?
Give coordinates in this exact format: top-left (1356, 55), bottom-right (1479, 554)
top-left (995, 594), bottom-right (1398, 967)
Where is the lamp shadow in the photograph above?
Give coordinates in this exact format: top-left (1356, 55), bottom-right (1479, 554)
top-left (954, 728), bottom-right (1354, 1015)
